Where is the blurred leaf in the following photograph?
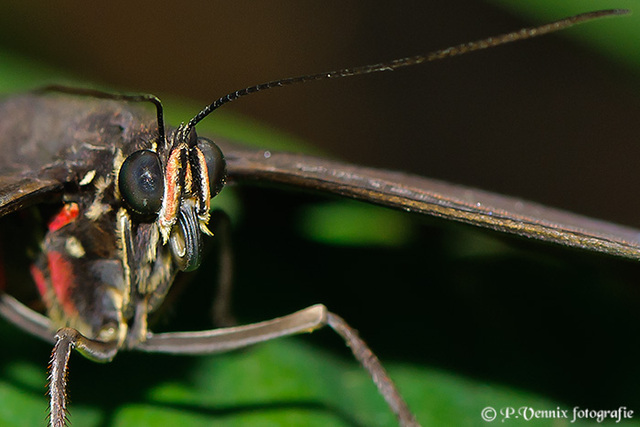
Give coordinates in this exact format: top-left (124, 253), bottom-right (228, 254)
top-left (5, 318), bottom-right (634, 427)
top-left (296, 201), bottom-right (415, 247)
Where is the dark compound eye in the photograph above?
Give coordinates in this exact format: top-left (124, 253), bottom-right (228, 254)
top-left (118, 150), bottom-right (164, 215)
top-left (197, 138), bottom-right (226, 197)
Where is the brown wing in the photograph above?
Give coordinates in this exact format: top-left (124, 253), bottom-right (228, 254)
top-left (0, 174), bottom-right (63, 217)
top-left (0, 93), bottom-right (159, 219)
top-left (221, 143), bottom-right (640, 261)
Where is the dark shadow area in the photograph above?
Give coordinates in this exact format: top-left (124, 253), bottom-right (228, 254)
top-left (205, 186), bottom-right (640, 409)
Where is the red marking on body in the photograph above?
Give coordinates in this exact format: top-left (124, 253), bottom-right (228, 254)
top-left (48, 203), bottom-right (80, 232)
top-left (30, 263), bottom-right (48, 300)
top-left (47, 251), bottom-right (77, 316)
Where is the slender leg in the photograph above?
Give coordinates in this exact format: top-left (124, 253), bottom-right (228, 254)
top-left (138, 304), bottom-right (420, 427)
top-left (0, 295), bottom-right (121, 427)
top-left (0, 292), bottom-right (54, 343)
top-left (48, 328), bottom-right (119, 427)
top-left (326, 312), bottom-right (419, 427)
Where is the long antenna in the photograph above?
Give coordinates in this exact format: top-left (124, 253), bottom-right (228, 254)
top-left (187, 9), bottom-right (628, 132)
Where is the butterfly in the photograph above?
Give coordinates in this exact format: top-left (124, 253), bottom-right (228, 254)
top-left (0, 8), bottom-right (635, 427)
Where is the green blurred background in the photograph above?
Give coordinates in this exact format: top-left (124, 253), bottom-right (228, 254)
top-left (1, 1), bottom-right (640, 426)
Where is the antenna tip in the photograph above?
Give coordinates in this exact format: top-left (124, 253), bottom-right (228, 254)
top-left (611, 9), bottom-right (631, 16)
